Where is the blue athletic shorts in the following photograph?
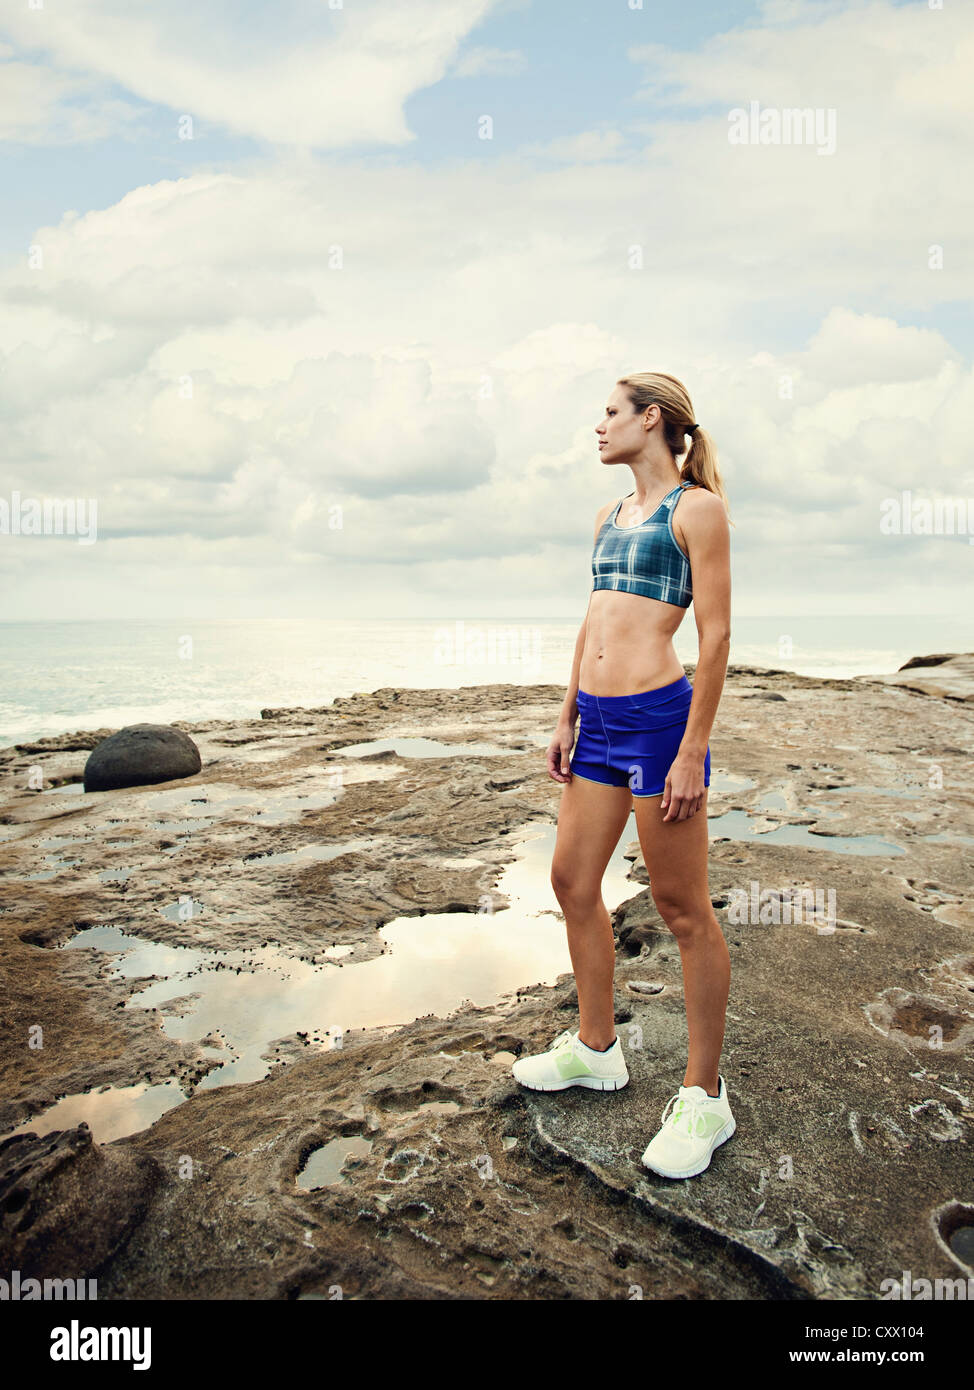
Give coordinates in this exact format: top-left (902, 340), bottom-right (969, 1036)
top-left (568, 674), bottom-right (710, 797)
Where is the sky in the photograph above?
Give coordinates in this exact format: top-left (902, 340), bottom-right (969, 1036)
top-left (0, 0), bottom-right (971, 622)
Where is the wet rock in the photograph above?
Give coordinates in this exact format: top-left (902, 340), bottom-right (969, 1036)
top-left (0, 1124), bottom-right (162, 1277)
top-left (84, 723), bottom-right (202, 792)
top-left (1, 662), bottom-right (971, 1298)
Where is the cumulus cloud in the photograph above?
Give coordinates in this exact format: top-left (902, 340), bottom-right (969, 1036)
top-left (0, 0), bottom-right (970, 619)
top-left (0, 0), bottom-right (496, 148)
top-left (0, 48), bottom-right (149, 144)
top-left (801, 309), bottom-right (958, 388)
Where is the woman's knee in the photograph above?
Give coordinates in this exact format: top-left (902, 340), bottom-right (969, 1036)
top-left (651, 887), bottom-right (710, 939)
top-left (550, 863), bottom-right (601, 913)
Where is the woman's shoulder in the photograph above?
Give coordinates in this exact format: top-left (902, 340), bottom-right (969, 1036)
top-left (675, 483), bottom-right (731, 537)
top-left (593, 496), bottom-right (622, 540)
top-left (680, 482), bottom-right (724, 510)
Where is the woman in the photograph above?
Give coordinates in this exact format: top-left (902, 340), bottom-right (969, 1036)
top-left (512, 371), bottom-right (734, 1181)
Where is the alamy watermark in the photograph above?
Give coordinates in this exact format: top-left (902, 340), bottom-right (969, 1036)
top-left (0, 492), bottom-right (97, 543)
top-left (727, 880), bottom-right (837, 934)
top-left (50, 1320), bottom-right (150, 1370)
top-left (880, 491), bottom-right (974, 542)
top-left (880, 1270), bottom-right (974, 1300)
top-left (728, 101), bottom-right (837, 156)
top-left (1, 1269), bottom-right (97, 1299)
top-left (434, 619), bottom-right (542, 670)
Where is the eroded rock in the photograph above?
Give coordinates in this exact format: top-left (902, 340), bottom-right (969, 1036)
top-left (0, 1124), bottom-right (162, 1277)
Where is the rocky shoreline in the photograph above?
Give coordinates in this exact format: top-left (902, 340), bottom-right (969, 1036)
top-left (1, 656), bottom-right (973, 1299)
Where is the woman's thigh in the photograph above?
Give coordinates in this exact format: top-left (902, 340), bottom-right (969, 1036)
top-left (551, 773), bottom-right (632, 902)
top-left (632, 788), bottom-right (712, 917)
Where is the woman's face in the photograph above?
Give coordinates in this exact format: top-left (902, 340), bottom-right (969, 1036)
top-left (596, 386), bottom-right (654, 463)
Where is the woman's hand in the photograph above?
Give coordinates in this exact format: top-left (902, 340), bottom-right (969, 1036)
top-left (660, 750), bottom-right (707, 821)
top-left (547, 720), bottom-right (576, 783)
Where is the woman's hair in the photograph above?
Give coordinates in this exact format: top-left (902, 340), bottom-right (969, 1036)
top-left (616, 371), bottom-right (733, 522)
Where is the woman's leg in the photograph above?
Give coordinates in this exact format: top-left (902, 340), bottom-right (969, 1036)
top-left (550, 774), bottom-right (633, 1050)
top-left (632, 787), bottom-right (730, 1095)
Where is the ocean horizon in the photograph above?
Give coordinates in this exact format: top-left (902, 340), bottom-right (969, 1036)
top-left (1, 614), bottom-right (969, 749)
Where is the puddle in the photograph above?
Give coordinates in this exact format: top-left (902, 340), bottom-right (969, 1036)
top-left (98, 866), bottom-right (135, 883)
top-left (949, 1226), bottom-right (974, 1266)
top-left (94, 780), bottom-right (346, 834)
top-left (710, 771), bottom-right (758, 793)
top-left (126, 782), bottom-right (352, 854)
top-left (41, 782), bottom-right (85, 795)
top-left (152, 786), bottom-right (342, 835)
top-left (522, 732), bottom-right (569, 749)
top-left (3, 1079), bottom-right (187, 1145)
top-left (10, 781), bottom-right (358, 871)
top-left (4, 853), bottom-right (83, 882)
top-left (154, 817), bottom-right (218, 836)
top-left (159, 897), bottom-right (207, 923)
top-left (1, 819), bottom-right (638, 1143)
top-left (707, 809), bottom-right (904, 856)
top-left (755, 792), bottom-right (846, 820)
top-left (233, 791), bottom-right (342, 826)
top-left (932, 1200), bottom-right (974, 1271)
top-left (923, 833), bottom-right (974, 846)
top-left (296, 1135), bottom-right (374, 1190)
top-left (331, 736), bottom-right (510, 758)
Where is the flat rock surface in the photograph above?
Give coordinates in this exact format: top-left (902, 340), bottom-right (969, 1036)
top-left (1, 660), bottom-right (972, 1299)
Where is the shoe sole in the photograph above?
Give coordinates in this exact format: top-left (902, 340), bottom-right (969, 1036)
top-left (641, 1115), bottom-right (736, 1179)
top-left (512, 1071), bottom-right (630, 1092)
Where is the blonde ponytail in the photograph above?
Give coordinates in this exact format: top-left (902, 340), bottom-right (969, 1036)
top-left (617, 372), bottom-right (734, 524)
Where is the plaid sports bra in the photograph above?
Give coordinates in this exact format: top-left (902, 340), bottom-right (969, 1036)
top-left (591, 480), bottom-right (697, 608)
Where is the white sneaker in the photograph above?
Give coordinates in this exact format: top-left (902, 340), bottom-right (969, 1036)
top-left (511, 1028), bottom-right (629, 1092)
top-left (641, 1075), bottom-right (736, 1178)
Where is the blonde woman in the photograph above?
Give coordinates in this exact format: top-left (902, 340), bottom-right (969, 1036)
top-left (512, 372), bottom-right (734, 1180)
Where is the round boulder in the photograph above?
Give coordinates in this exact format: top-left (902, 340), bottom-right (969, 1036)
top-left (83, 722), bottom-right (201, 792)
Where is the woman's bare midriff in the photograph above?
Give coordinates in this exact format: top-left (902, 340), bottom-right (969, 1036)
top-left (578, 589), bottom-right (688, 696)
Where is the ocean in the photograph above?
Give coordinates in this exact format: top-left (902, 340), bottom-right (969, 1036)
top-left (0, 614), bottom-right (969, 749)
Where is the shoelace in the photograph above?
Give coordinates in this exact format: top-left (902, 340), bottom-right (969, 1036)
top-left (659, 1091), bottom-right (711, 1141)
top-left (550, 1029), bottom-right (574, 1052)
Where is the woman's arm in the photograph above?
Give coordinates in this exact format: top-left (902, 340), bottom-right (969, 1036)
top-left (548, 598), bottom-right (590, 782)
top-left (559, 597), bottom-right (590, 727)
top-left (548, 503), bottom-right (613, 781)
top-left (663, 492), bottom-right (732, 821)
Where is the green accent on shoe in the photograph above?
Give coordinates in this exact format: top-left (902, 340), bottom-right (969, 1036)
top-left (669, 1102), bottom-right (727, 1139)
top-left (554, 1045), bottom-right (594, 1079)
